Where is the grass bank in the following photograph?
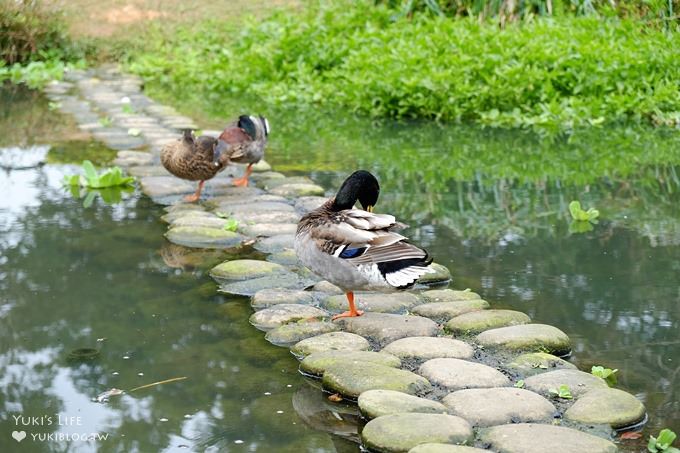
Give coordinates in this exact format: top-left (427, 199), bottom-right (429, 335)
top-left (126, 0), bottom-right (680, 133)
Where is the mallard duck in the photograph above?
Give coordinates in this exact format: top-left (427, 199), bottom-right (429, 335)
top-left (218, 115), bottom-right (270, 187)
top-left (161, 130), bottom-right (231, 202)
top-left (295, 170), bottom-right (434, 319)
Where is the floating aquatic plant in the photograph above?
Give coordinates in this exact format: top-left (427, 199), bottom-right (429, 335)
top-left (591, 365), bottom-right (618, 387)
top-left (549, 384), bottom-right (572, 399)
top-left (63, 160), bottom-right (135, 189)
top-left (648, 429), bottom-right (679, 453)
top-left (569, 201), bottom-right (599, 222)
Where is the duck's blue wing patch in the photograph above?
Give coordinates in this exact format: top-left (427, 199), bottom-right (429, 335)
top-left (339, 246), bottom-right (367, 259)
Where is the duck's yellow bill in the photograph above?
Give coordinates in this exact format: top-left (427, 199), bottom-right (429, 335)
top-left (366, 205), bottom-right (374, 213)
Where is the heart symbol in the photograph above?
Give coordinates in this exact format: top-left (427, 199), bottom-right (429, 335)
top-left (12, 431), bottom-right (26, 442)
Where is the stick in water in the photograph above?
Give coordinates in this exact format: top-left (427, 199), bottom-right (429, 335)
top-left (128, 376), bottom-right (188, 393)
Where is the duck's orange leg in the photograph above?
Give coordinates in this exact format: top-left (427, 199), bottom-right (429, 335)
top-left (232, 164), bottom-right (253, 187)
top-left (332, 292), bottom-right (364, 320)
top-left (184, 180), bottom-right (205, 202)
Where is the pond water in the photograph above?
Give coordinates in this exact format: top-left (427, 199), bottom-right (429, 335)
top-left (1, 84), bottom-right (679, 452)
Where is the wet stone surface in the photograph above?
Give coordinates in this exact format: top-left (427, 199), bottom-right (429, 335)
top-left (323, 361), bottom-right (432, 399)
top-left (564, 388), bottom-right (646, 428)
top-left (300, 350), bottom-right (400, 376)
top-left (420, 289), bottom-right (481, 303)
top-left (337, 313), bottom-right (439, 346)
top-left (291, 331), bottom-right (370, 358)
top-left (165, 226), bottom-right (244, 249)
top-left (321, 292), bottom-right (421, 314)
top-left (446, 309), bottom-right (531, 335)
top-left (408, 445), bottom-right (488, 453)
top-left (412, 300), bottom-right (490, 322)
top-left (442, 387), bottom-right (556, 427)
top-left (506, 352), bottom-right (577, 376)
top-left (217, 272), bottom-right (318, 297)
top-left (382, 337), bottom-right (474, 361)
top-left (361, 413), bottom-right (473, 453)
top-left (418, 358), bottom-right (510, 391)
top-left (358, 389), bottom-right (447, 419)
top-left (523, 369), bottom-right (608, 398)
top-left (248, 304), bottom-right (329, 330)
top-left (476, 324), bottom-right (572, 356)
top-left (480, 423), bottom-right (617, 453)
top-left (210, 259), bottom-right (285, 281)
top-left (417, 263), bottom-right (452, 285)
top-left (251, 288), bottom-right (317, 310)
top-left (264, 321), bottom-right (340, 346)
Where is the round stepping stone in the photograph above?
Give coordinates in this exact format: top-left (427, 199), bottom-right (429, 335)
top-left (295, 196), bottom-right (327, 213)
top-left (291, 331), bottom-right (370, 358)
top-left (338, 313), bottom-right (438, 346)
top-left (506, 352), bottom-right (577, 376)
top-left (249, 304), bottom-right (328, 330)
top-left (442, 387), bottom-right (556, 427)
top-left (220, 201), bottom-right (295, 214)
top-left (259, 176), bottom-right (315, 189)
top-left (417, 263), bottom-right (452, 284)
top-left (322, 293), bottom-right (420, 314)
top-left (165, 226), bottom-right (243, 249)
top-left (412, 300), bottom-right (490, 321)
top-left (161, 209), bottom-right (211, 223)
top-left (239, 223), bottom-right (298, 237)
top-left (210, 259), bottom-right (285, 281)
top-left (142, 176), bottom-right (193, 198)
top-left (421, 289), bottom-right (481, 303)
top-left (361, 413), bottom-right (473, 453)
top-left (266, 248), bottom-right (299, 265)
top-left (251, 288), bottom-right (315, 309)
top-left (480, 423), bottom-right (617, 453)
top-left (313, 280), bottom-right (343, 294)
top-left (446, 310), bottom-right (531, 335)
top-left (358, 389), bottom-right (447, 419)
top-left (564, 388), bottom-right (646, 428)
top-left (217, 272), bottom-right (318, 296)
top-left (476, 324), bottom-right (571, 356)
top-left (409, 445), bottom-right (488, 453)
top-left (232, 210), bottom-right (300, 225)
top-left (170, 216), bottom-right (231, 229)
top-left (254, 234), bottom-right (295, 253)
top-left (270, 183), bottom-right (325, 197)
top-left (523, 369), bottom-right (608, 398)
top-left (382, 337), bottom-right (474, 361)
top-left (323, 362), bottom-right (432, 398)
top-left (265, 321), bottom-right (339, 346)
top-left (300, 350), bottom-right (399, 376)
top-left (419, 358), bottom-right (510, 390)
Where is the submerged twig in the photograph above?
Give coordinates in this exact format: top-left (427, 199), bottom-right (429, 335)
top-left (128, 376), bottom-right (188, 393)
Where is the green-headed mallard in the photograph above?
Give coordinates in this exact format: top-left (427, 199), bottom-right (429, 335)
top-left (295, 170), bottom-right (433, 319)
top-left (161, 130), bottom-right (231, 202)
top-left (218, 115), bottom-right (270, 187)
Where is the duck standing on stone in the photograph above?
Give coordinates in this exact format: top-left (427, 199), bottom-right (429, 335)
top-left (295, 170), bottom-right (434, 319)
top-left (218, 115), bottom-right (270, 187)
top-left (161, 129), bottom-right (232, 202)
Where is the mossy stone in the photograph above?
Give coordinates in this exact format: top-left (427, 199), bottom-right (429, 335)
top-left (249, 304), bottom-right (329, 330)
top-left (322, 292), bottom-right (420, 314)
top-left (412, 300), bottom-right (490, 321)
top-left (409, 444), bottom-right (488, 453)
top-left (506, 352), bottom-right (577, 376)
top-left (523, 369), bottom-right (608, 398)
top-left (564, 388), bottom-right (646, 428)
top-left (165, 225), bottom-right (243, 249)
top-left (265, 321), bottom-right (340, 346)
top-left (361, 413), bottom-right (473, 453)
top-left (300, 350), bottom-right (400, 376)
top-left (251, 288), bottom-right (316, 309)
top-left (358, 389), bottom-right (447, 419)
top-left (420, 289), bottom-right (481, 303)
top-left (270, 183), bottom-right (326, 197)
top-left (292, 331), bottom-right (370, 358)
top-left (323, 361), bottom-right (432, 399)
top-left (446, 310), bottom-right (531, 335)
top-left (382, 337), bottom-right (474, 361)
top-left (417, 263), bottom-right (452, 284)
top-left (211, 259), bottom-right (285, 281)
top-left (419, 358), bottom-right (510, 391)
top-left (480, 423), bottom-right (617, 453)
top-left (476, 324), bottom-right (571, 356)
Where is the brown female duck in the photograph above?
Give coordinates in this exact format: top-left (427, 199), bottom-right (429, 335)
top-left (161, 130), bottom-right (231, 202)
top-left (218, 115), bottom-right (270, 187)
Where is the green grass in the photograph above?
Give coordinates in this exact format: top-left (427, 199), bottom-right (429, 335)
top-left (125, 0), bottom-right (680, 133)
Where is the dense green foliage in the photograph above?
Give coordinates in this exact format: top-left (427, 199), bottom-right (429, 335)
top-left (127, 0), bottom-right (680, 132)
top-left (0, 0), bottom-right (88, 87)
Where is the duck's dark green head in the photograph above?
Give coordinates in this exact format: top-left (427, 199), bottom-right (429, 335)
top-left (333, 170), bottom-right (380, 212)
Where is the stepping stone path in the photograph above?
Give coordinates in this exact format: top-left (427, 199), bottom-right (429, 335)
top-left (49, 66), bottom-right (648, 452)
top-left (358, 389), bottom-right (447, 419)
top-left (361, 413), bottom-right (473, 453)
top-left (442, 387), bottom-right (556, 427)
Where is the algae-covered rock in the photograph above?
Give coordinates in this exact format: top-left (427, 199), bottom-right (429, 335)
top-left (420, 289), bottom-right (481, 303)
top-left (165, 225), bottom-right (243, 249)
top-left (170, 215), bottom-right (232, 229)
top-left (476, 324), bottom-right (571, 356)
top-left (300, 350), bottom-right (400, 376)
top-left (254, 234), bottom-right (296, 253)
top-left (258, 176), bottom-right (315, 189)
top-left (313, 280), bottom-right (343, 294)
top-left (419, 358), bottom-right (510, 391)
top-left (338, 313), bottom-right (438, 346)
top-left (323, 361), bottom-right (432, 399)
top-left (417, 263), bottom-right (452, 285)
top-left (239, 223), bottom-right (298, 237)
top-left (564, 388), bottom-right (646, 428)
top-left (322, 292), bottom-right (420, 314)
top-left (217, 271), bottom-right (318, 296)
top-left (382, 337), bottom-right (474, 361)
top-left (295, 196), bottom-right (327, 213)
top-left (480, 423), bottom-right (617, 453)
top-left (412, 300), bottom-right (490, 321)
top-left (446, 310), bottom-right (531, 335)
top-left (211, 259), bottom-right (285, 281)
top-left (270, 183), bottom-right (326, 197)
top-left (141, 175), bottom-right (193, 198)
top-left (523, 369), bottom-right (608, 398)
top-left (265, 321), bottom-right (340, 346)
top-left (409, 444), bottom-right (488, 453)
top-left (266, 248), bottom-right (299, 265)
top-left (442, 387), bottom-right (556, 427)
top-left (506, 352), bottom-right (577, 376)
top-left (361, 413), bottom-right (473, 453)
top-left (292, 332), bottom-right (370, 358)
top-left (251, 288), bottom-right (316, 309)
top-left (358, 389), bottom-right (447, 419)
top-left (249, 304), bottom-right (329, 330)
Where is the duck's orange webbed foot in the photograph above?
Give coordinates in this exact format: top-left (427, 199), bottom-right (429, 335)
top-left (331, 292), bottom-right (363, 320)
top-left (183, 181), bottom-right (205, 202)
top-left (232, 164), bottom-right (253, 187)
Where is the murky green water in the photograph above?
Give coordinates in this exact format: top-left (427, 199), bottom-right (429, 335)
top-left (2, 84), bottom-right (679, 452)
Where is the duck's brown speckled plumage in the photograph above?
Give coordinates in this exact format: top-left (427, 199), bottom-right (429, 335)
top-left (218, 115), bottom-right (269, 166)
top-left (161, 130), bottom-right (230, 181)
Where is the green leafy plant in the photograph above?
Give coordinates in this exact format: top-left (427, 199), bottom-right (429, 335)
top-left (99, 117), bottom-right (113, 127)
top-left (591, 365), bottom-right (618, 387)
top-left (121, 104), bottom-right (135, 114)
top-left (63, 160), bottom-right (135, 189)
top-left (549, 384), bottom-right (573, 399)
top-left (569, 201), bottom-right (599, 222)
top-left (223, 219), bottom-right (239, 232)
top-left (649, 429), bottom-right (679, 453)
top-left (514, 379), bottom-right (525, 388)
